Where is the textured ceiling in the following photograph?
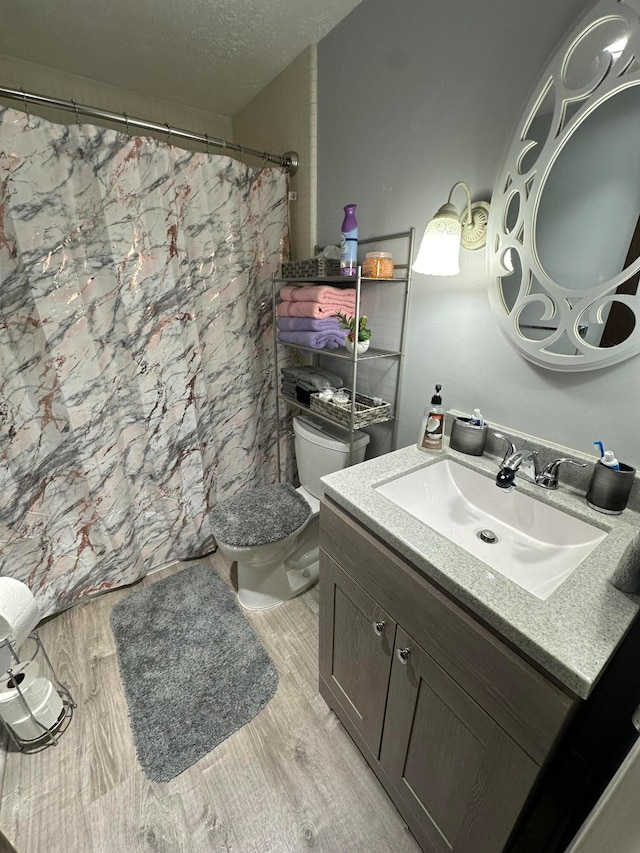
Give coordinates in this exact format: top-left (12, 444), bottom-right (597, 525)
top-left (0, 0), bottom-right (362, 117)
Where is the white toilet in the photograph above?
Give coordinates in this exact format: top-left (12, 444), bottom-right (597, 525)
top-left (211, 415), bottom-right (370, 610)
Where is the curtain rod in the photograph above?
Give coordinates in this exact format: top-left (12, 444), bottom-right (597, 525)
top-left (0, 85), bottom-right (299, 174)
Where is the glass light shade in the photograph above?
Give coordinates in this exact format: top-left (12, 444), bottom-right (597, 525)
top-left (412, 214), bottom-right (462, 276)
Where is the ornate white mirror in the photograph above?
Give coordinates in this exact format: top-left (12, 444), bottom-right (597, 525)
top-left (488, 0), bottom-right (640, 371)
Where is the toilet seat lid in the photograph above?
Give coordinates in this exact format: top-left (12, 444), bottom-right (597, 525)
top-left (210, 483), bottom-right (311, 547)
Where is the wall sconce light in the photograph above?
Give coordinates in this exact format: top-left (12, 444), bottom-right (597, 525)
top-left (412, 181), bottom-right (491, 276)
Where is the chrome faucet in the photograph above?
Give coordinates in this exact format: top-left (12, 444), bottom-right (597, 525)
top-left (493, 432), bottom-right (516, 466)
top-left (495, 446), bottom-right (539, 489)
top-left (502, 449), bottom-right (539, 472)
top-left (493, 433), bottom-right (587, 490)
top-left (535, 457), bottom-right (588, 490)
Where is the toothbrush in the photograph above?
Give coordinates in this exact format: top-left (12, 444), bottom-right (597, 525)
top-left (593, 440), bottom-right (605, 458)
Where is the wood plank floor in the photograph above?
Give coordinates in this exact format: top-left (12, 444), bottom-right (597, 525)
top-left (0, 553), bottom-right (421, 852)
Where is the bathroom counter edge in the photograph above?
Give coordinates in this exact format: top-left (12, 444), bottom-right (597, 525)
top-left (320, 443), bottom-right (640, 699)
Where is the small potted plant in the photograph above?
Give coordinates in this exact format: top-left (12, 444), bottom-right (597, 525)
top-left (336, 311), bottom-right (372, 355)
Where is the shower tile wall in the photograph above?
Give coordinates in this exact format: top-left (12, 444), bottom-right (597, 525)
top-left (233, 45), bottom-right (318, 261)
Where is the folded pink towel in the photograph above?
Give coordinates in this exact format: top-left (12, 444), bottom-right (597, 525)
top-left (280, 285), bottom-right (357, 305)
top-left (278, 301), bottom-right (355, 319)
top-left (277, 316), bottom-right (342, 332)
top-left (278, 329), bottom-right (348, 349)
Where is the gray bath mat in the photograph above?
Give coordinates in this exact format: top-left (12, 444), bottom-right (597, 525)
top-left (110, 562), bottom-right (279, 782)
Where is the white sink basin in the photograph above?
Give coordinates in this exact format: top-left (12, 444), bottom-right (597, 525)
top-left (375, 459), bottom-right (607, 600)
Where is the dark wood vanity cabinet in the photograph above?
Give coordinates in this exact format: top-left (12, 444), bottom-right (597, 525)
top-left (319, 497), bottom-right (579, 853)
top-left (319, 553), bottom-right (397, 758)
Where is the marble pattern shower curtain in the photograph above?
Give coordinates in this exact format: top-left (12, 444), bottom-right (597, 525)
top-left (0, 106), bottom-right (288, 618)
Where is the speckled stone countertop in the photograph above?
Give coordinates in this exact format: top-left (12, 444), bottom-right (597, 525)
top-left (320, 427), bottom-right (640, 700)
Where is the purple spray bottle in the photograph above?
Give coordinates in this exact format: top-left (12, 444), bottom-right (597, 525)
top-left (340, 204), bottom-right (358, 277)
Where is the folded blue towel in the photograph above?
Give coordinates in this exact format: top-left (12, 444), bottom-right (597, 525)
top-left (277, 316), bottom-right (342, 332)
top-left (278, 329), bottom-right (348, 349)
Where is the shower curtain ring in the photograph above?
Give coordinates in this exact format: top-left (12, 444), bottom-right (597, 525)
top-left (20, 87), bottom-right (30, 122)
top-left (123, 112), bottom-right (131, 138)
top-left (263, 152), bottom-right (272, 164)
top-left (71, 99), bottom-right (81, 127)
top-left (165, 123), bottom-right (172, 145)
top-left (238, 143), bottom-right (244, 157)
top-left (204, 133), bottom-right (210, 155)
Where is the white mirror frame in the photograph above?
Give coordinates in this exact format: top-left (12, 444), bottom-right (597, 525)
top-left (488, 0), bottom-right (640, 371)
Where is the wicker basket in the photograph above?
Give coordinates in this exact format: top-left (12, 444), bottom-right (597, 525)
top-left (281, 257), bottom-right (341, 279)
top-left (310, 390), bottom-right (391, 429)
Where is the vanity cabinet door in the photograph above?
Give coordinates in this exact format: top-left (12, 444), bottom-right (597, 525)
top-left (380, 627), bottom-right (539, 853)
top-left (319, 551), bottom-right (397, 759)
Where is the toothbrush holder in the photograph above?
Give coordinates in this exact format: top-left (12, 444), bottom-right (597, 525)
top-left (449, 417), bottom-right (488, 456)
top-left (586, 461), bottom-right (636, 515)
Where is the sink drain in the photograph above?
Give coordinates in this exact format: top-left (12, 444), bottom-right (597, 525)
top-left (477, 529), bottom-right (498, 544)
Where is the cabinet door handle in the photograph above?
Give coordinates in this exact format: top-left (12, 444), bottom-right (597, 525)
top-left (397, 647), bottom-right (411, 664)
top-left (372, 620), bottom-right (386, 636)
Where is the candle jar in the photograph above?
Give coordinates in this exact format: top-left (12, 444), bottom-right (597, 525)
top-left (362, 252), bottom-right (394, 279)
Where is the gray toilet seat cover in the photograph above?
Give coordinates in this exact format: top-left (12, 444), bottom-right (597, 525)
top-left (210, 483), bottom-right (311, 547)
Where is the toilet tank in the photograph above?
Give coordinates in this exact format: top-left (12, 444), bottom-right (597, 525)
top-left (293, 415), bottom-right (370, 500)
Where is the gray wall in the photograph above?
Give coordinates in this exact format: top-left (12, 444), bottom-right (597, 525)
top-left (317, 0), bottom-right (640, 467)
